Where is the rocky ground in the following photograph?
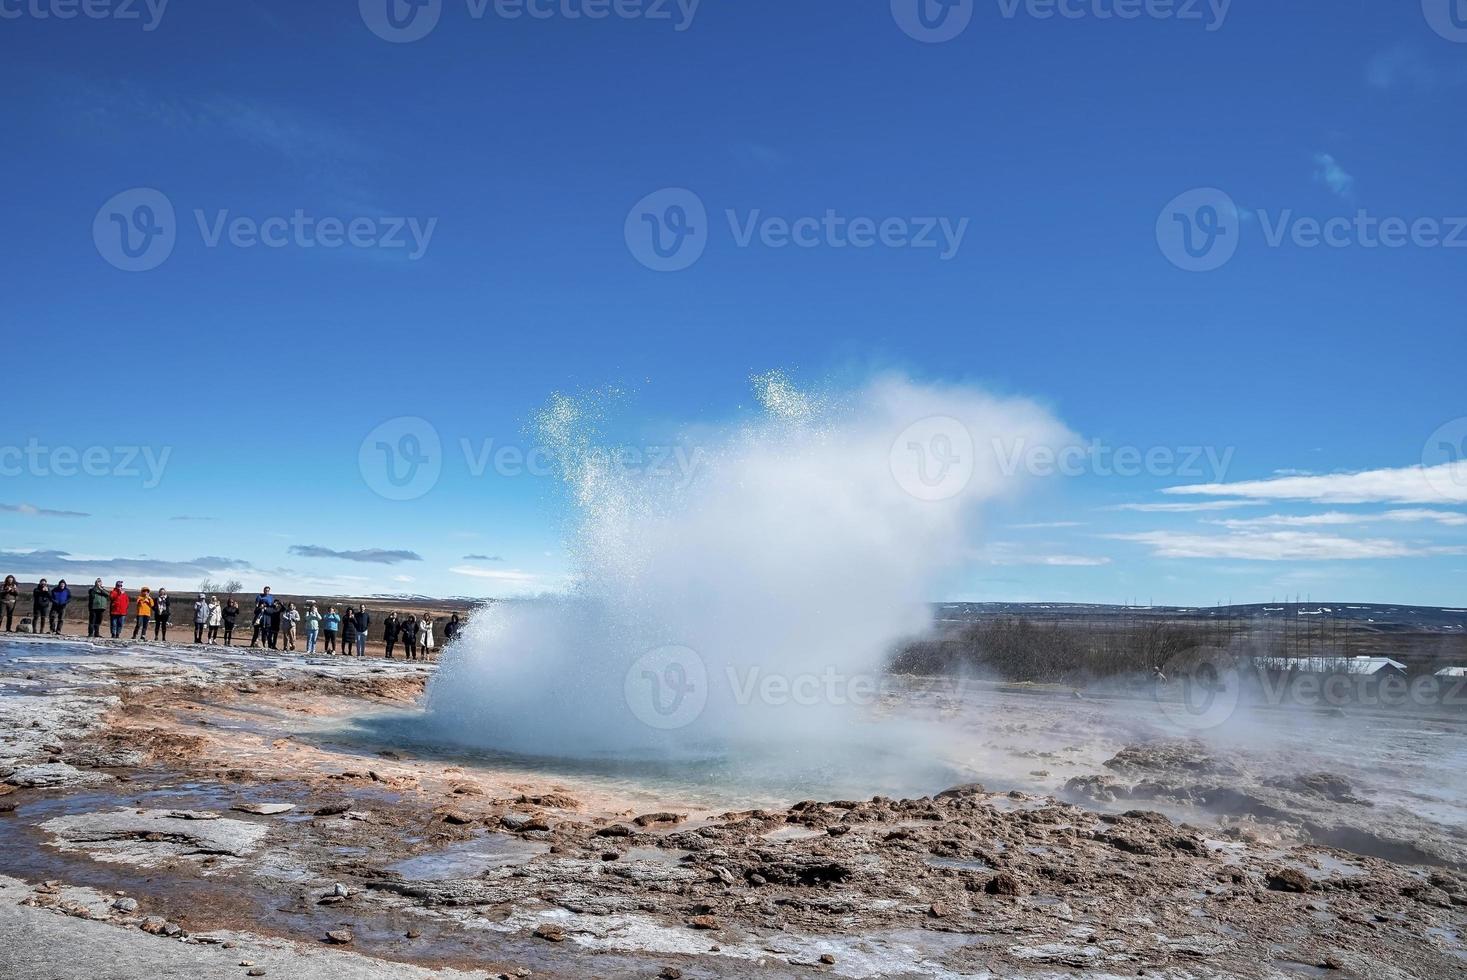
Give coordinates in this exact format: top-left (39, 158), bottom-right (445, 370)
top-left (1, 636), bottom-right (1464, 979)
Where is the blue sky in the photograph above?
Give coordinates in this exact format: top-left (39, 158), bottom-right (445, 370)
top-left (1, 0), bottom-right (1465, 604)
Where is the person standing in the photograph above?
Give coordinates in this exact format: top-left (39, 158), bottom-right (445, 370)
top-left (223, 597), bottom-right (240, 646)
top-left (207, 595), bottom-right (222, 643)
top-left (30, 579), bottom-right (53, 635)
top-left (48, 580), bottom-right (70, 635)
top-left (443, 612), bottom-right (462, 642)
top-left (267, 600), bottom-right (283, 650)
top-left (304, 601), bottom-right (322, 655)
top-left (1, 576), bottom-right (18, 632)
top-left (418, 615), bottom-right (435, 660)
top-left (108, 582), bottom-right (129, 638)
top-left (400, 613), bottom-right (418, 660)
top-left (323, 607), bottom-right (341, 654)
top-left (153, 589), bottom-right (171, 641)
top-left (87, 579), bottom-right (108, 638)
top-left (132, 587), bottom-right (154, 640)
top-left (341, 605), bottom-right (358, 657)
top-left (193, 594), bottom-right (209, 643)
top-left (383, 611), bottom-right (400, 658)
top-left (352, 606), bottom-right (370, 657)
top-left (282, 602), bottom-right (300, 651)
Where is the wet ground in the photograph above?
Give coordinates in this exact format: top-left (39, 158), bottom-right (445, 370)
top-left (1, 635), bottom-right (1465, 979)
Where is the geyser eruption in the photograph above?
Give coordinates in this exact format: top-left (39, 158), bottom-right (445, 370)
top-left (424, 373), bottom-right (1070, 767)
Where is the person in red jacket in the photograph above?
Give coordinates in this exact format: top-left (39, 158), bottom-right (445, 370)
top-left (108, 582), bottom-right (129, 639)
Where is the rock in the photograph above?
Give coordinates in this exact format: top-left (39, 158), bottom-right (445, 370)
top-left (332, 883), bottom-right (350, 897)
top-left (247, 970), bottom-right (266, 977)
top-left (935, 783), bottom-right (986, 799)
top-left (986, 872), bottom-right (1024, 896)
top-left (533, 923), bottom-right (566, 942)
top-left (819, 953), bottom-right (837, 965)
top-left (1267, 868), bottom-right (1314, 893)
top-left (314, 801), bottom-right (352, 816)
top-left (688, 915), bottom-right (720, 930)
top-left (595, 824), bottom-right (634, 838)
top-left (112, 897), bottom-right (139, 913)
top-left (405, 930), bottom-right (421, 939)
top-left (139, 917), bottom-right (168, 934)
top-left (440, 809), bottom-right (473, 825)
top-left (518, 792), bottom-right (580, 809)
top-left (633, 812), bottom-right (686, 828)
top-left (42, 809), bottom-right (267, 861)
top-left (659, 969), bottom-right (683, 979)
top-left (928, 902), bottom-right (949, 918)
top-left (325, 929), bottom-right (354, 945)
top-left (232, 802), bottom-right (296, 815)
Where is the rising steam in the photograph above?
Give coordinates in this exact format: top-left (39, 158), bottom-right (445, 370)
top-left (423, 373), bottom-right (1071, 762)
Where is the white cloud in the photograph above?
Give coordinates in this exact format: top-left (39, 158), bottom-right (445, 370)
top-left (982, 543), bottom-right (1111, 567)
top-left (1110, 500), bottom-right (1265, 513)
top-left (1111, 530), bottom-right (1467, 561)
top-left (1207, 510), bottom-right (1467, 529)
top-left (1009, 521), bottom-right (1086, 529)
top-left (449, 565), bottom-right (540, 583)
top-left (1368, 43), bottom-right (1467, 92)
top-left (1313, 153), bottom-right (1356, 200)
top-left (1164, 463), bottom-right (1467, 505)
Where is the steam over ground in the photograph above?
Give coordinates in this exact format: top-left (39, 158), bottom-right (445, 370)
top-left (424, 373), bottom-right (1070, 762)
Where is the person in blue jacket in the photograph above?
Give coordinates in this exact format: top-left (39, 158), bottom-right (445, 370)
top-left (49, 580), bottom-right (71, 634)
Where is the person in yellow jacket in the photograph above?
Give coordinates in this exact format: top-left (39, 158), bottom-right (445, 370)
top-left (132, 587), bottom-right (156, 641)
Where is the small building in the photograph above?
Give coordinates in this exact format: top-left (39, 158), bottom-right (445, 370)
top-left (1252, 655), bottom-right (1408, 676)
top-left (1435, 666), bottom-right (1467, 679)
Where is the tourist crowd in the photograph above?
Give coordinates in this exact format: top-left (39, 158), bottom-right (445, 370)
top-left (0, 577), bottom-right (462, 660)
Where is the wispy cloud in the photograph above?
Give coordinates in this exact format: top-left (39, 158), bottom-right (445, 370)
top-left (169, 515), bottom-right (215, 522)
top-left (1110, 500), bottom-right (1265, 513)
top-left (0, 550), bottom-right (254, 581)
top-left (1368, 43), bottom-right (1467, 93)
top-left (1110, 530), bottom-right (1466, 561)
top-left (1210, 509), bottom-right (1467, 529)
top-left (1009, 521), bottom-right (1086, 529)
top-left (1313, 153), bottom-right (1356, 200)
top-left (288, 545), bottom-right (423, 564)
top-left (0, 503), bottom-right (90, 518)
top-left (462, 554), bottom-right (504, 561)
top-left (1164, 463), bottom-right (1467, 505)
top-left (983, 543), bottom-right (1111, 567)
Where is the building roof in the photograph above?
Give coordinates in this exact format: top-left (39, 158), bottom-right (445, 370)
top-left (1435, 666), bottom-right (1467, 678)
top-left (1253, 655), bottom-right (1408, 675)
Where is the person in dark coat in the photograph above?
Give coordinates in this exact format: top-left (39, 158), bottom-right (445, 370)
top-left (400, 613), bottom-right (418, 660)
top-left (341, 605), bottom-right (358, 655)
top-left (383, 612), bottom-right (399, 658)
top-left (31, 579), bottom-right (53, 634)
top-left (49, 580), bottom-right (71, 634)
top-left (352, 607), bottom-right (370, 657)
top-left (267, 601), bottom-right (283, 649)
top-left (443, 612), bottom-right (462, 642)
top-left (153, 588), bottom-right (171, 641)
top-left (222, 598), bottom-right (240, 645)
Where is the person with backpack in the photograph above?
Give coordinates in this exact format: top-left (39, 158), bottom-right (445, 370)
top-left (108, 582), bottom-right (129, 638)
top-left (48, 580), bottom-right (70, 634)
top-left (87, 579), bottom-right (108, 638)
top-left (30, 579), bottom-right (53, 635)
top-left (153, 588), bottom-right (171, 641)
